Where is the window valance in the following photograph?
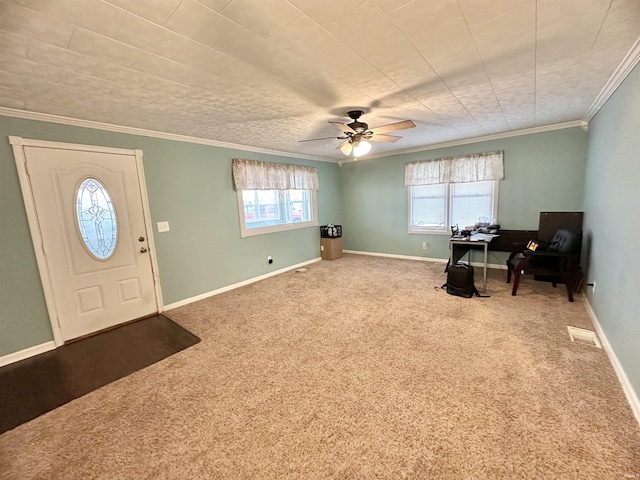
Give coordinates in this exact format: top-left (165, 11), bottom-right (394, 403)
top-left (232, 158), bottom-right (319, 190)
top-left (404, 151), bottom-right (504, 186)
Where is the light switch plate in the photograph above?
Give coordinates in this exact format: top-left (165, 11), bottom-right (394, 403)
top-left (157, 221), bottom-right (170, 233)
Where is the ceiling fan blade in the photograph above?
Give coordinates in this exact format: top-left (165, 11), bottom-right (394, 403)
top-left (298, 136), bottom-right (346, 143)
top-left (329, 121), bottom-right (356, 133)
top-left (338, 140), bottom-right (353, 156)
top-left (368, 120), bottom-right (416, 135)
top-left (369, 134), bottom-right (402, 143)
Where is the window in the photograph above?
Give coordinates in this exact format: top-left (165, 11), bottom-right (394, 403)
top-left (232, 158), bottom-right (319, 237)
top-left (405, 151), bottom-right (503, 233)
top-left (409, 180), bottom-right (498, 233)
top-left (75, 177), bottom-right (118, 259)
top-left (238, 189), bottom-right (316, 236)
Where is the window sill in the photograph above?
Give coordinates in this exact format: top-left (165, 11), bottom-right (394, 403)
top-left (240, 221), bottom-right (318, 238)
top-left (408, 229), bottom-right (450, 235)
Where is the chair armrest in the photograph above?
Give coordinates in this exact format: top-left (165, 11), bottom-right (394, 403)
top-left (508, 242), bottom-right (528, 259)
top-left (523, 250), bottom-right (579, 258)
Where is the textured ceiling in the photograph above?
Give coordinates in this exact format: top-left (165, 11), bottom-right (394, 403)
top-left (1, 0), bottom-right (639, 161)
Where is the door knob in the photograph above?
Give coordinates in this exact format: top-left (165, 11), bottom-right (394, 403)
top-left (139, 236), bottom-right (145, 242)
top-left (140, 247), bottom-right (148, 253)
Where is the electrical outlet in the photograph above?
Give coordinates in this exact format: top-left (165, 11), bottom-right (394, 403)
top-left (157, 221), bottom-right (170, 232)
top-left (422, 241), bottom-right (428, 250)
top-left (268, 255), bottom-right (273, 264)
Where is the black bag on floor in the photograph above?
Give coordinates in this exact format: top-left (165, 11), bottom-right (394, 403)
top-left (443, 263), bottom-right (488, 298)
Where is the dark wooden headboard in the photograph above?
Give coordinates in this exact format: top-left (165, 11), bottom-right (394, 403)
top-left (538, 212), bottom-right (584, 241)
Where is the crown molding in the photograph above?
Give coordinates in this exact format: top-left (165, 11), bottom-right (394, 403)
top-left (338, 120), bottom-right (588, 165)
top-left (0, 107), bottom-right (337, 164)
top-left (0, 105), bottom-right (597, 166)
top-left (584, 35), bottom-right (640, 121)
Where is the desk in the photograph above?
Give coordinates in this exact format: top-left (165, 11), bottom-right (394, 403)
top-left (449, 235), bottom-right (496, 292)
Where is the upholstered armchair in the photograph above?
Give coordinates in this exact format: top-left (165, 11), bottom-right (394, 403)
top-left (506, 228), bottom-right (582, 301)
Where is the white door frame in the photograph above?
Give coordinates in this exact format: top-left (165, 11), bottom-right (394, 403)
top-left (9, 136), bottom-right (164, 346)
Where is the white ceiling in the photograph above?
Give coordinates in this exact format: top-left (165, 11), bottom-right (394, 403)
top-left (1, 0), bottom-right (639, 161)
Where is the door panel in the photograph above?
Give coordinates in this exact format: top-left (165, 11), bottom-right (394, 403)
top-left (24, 146), bottom-right (156, 341)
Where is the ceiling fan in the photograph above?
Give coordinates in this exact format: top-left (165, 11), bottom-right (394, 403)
top-left (300, 110), bottom-right (416, 158)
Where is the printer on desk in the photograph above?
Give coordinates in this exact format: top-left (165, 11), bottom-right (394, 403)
top-left (477, 225), bottom-right (500, 234)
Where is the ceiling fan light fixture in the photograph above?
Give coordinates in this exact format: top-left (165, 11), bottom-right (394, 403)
top-left (300, 110), bottom-right (414, 158)
top-left (353, 140), bottom-right (371, 157)
top-left (340, 141), bottom-right (353, 156)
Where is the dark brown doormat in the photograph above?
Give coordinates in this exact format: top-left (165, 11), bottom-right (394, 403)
top-left (0, 314), bottom-right (200, 434)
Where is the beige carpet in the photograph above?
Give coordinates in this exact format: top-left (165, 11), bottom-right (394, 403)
top-left (1, 254), bottom-right (639, 479)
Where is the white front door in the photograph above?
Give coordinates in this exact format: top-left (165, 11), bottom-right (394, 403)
top-left (11, 138), bottom-right (159, 342)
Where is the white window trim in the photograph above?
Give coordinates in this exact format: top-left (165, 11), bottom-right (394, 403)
top-left (407, 180), bottom-right (499, 234)
top-left (237, 190), bottom-right (319, 238)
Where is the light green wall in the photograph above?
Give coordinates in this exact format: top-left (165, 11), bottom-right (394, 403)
top-left (583, 62), bottom-right (640, 394)
top-left (0, 121), bottom-right (51, 354)
top-left (0, 116), bottom-right (342, 356)
top-left (339, 128), bottom-right (588, 261)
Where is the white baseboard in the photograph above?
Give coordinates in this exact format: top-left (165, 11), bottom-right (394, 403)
top-left (163, 257), bottom-right (322, 310)
top-left (344, 250), bottom-right (446, 263)
top-left (344, 250), bottom-right (507, 270)
top-left (0, 341), bottom-right (56, 368)
top-left (582, 296), bottom-right (640, 427)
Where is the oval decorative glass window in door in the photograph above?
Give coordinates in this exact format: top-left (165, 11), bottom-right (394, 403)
top-left (75, 177), bottom-right (118, 259)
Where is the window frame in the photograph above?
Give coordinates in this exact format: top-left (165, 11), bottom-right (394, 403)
top-left (236, 189), bottom-right (318, 238)
top-left (407, 180), bottom-right (499, 234)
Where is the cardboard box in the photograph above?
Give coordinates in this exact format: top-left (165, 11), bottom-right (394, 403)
top-left (320, 237), bottom-right (343, 260)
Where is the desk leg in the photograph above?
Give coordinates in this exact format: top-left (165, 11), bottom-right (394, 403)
top-left (483, 243), bottom-right (488, 291)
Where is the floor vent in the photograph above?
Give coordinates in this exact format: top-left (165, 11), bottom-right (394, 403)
top-left (567, 326), bottom-right (602, 348)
